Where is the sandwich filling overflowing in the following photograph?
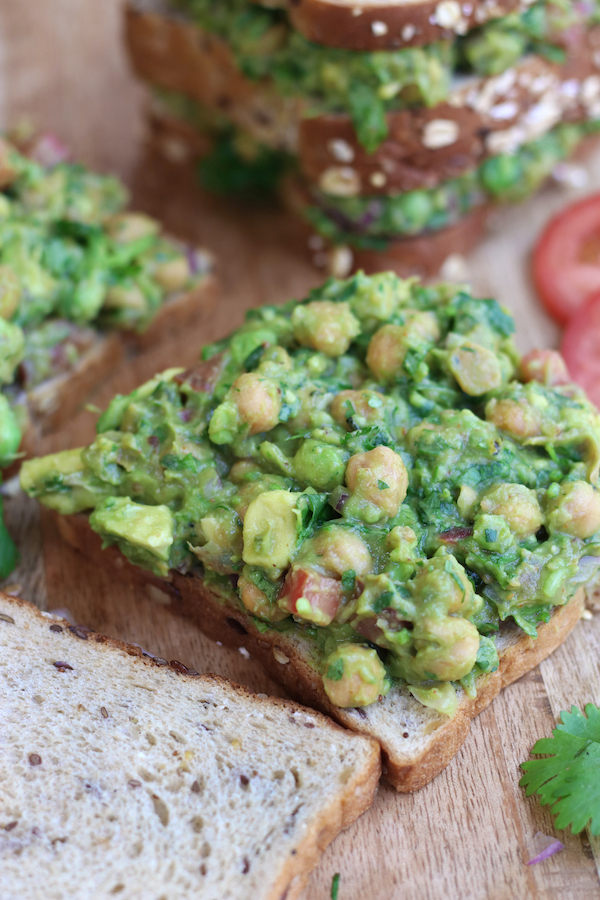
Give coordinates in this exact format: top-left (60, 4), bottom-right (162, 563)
top-left (21, 273), bottom-right (600, 715)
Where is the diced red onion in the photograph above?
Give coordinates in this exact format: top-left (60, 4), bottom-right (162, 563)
top-left (439, 526), bottom-right (473, 543)
top-left (29, 133), bottom-right (71, 168)
top-left (526, 834), bottom-right (564, 865)
top-left (335, 491), bottom-right (349, 512)
top-left (186, 246), bottom-right (209, 275)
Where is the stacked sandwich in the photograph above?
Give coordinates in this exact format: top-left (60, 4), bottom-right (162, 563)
top-left (126, 0), bottom-right (600, 276)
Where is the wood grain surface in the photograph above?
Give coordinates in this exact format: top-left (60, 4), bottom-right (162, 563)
top-left (1, 2), bottom-right (600, 898)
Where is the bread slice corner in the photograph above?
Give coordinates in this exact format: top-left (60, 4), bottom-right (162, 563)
top-left (0, 591), bottom-right (380, 900)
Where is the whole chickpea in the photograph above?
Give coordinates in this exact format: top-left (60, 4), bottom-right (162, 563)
top-left (153, 255), bottom-right (191, 293)
top-left (447, 340), bottom-right (502, 396)
top-left (330, 389), bottom-right (386, 429)
top-left (322, 643), bottom-right (389, 708)
top-left (345, 445), bottom-right (408, 519)
top-left (413, 616), bottom-right (480, 682)
top-left (238, 574), bottom-right (288, 622)
top-left (366, 325), bottom-right (405, 381)
top-left (104, 284), bottom-right (147, 312)
top-left (480, 483), bottom-right (543, 538)
top-left (547, 480), bottom-right (600, 539)
top-left (485, 398), bottom-right (542, 439)
top-left (106, 212), bottom-right (160, 244)
top-left (520, 349), bottom-right (570, 387)
top-left (0, 265), bottom-right (21, 320)
top-left (366, 311), bottom-right (439, 382)
top-left (291, 300), bottom-right (360, 357)
top-left (308, 526), bottom-right (373, 578)
top-left (411, 551), bottom-right (478, 616)
top-left (232, 372), bottom-right (281, 435)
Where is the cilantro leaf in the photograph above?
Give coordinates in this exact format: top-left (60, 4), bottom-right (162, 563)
top-left (520, 704), bottom-right (600, 835)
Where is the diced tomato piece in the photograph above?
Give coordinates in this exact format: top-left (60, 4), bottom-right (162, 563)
top-left (439, 526), bottom-right (473, 544)
top-left (519, 349), bottom-right (570, 387)
top-left (278, 566), bottom-right (343, 626)
top-left (533, 194), bottom-right (600, 324)
top-left (560, 290), bottom-right (600, 408)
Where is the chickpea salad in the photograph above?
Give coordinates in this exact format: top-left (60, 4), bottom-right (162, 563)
top-left (0, 136), bottom-right (208, 427)
top-left (21, 272), bottom-right (600, 714)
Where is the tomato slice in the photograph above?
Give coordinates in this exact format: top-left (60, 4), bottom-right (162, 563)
top-left (560, 289), bottom-right (600, 408)
top-left (278, 566), bottom-right (343, 626)
top-left (533, 193), bottom-right (600, 324)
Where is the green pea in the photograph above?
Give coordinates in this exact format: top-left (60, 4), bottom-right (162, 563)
top-left (60, 271), bottom-right (106, 324)
top-left (393, 191), bottom-right (433, 234)
top-left (473, 514), bottom-right (514, 553)
top-left (464, 27), bottom-right (526, 76)
top-left (293, 440), bottom-right (347, 491)
top-left (0, 395), bottom-right (21, 467)
top-left (480, 154), bottom-right (523, 196)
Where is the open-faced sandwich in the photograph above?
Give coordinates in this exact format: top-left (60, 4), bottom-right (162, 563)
top-left (21, 271), bottom-right (600, 789)
top-left (125, 0), bottom-right (600, 275)
top-left (0, 133), bottom-right (217, 467)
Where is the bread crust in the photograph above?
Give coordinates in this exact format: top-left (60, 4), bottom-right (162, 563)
top-left (0, 590), bottom-right (380, 900)
top-left (284, 0), bottom-right (524, 51)
top-left (52, 511), bottom-right (587, 792)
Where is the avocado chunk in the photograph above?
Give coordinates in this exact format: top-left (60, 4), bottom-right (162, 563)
top-left (242, 490), bottom-right (301, 577)
top-left (90, 497), bottom-right (174, 575)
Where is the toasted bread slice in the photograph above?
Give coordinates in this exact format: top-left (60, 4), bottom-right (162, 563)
top-left (281, 0), bottom-right (524, 51)
top-left (0, 591), bottom-right (380, 900)
top-left (53, 511), bottom-right (586, 792)
top-left (126, 3), bottom-right (600, 195)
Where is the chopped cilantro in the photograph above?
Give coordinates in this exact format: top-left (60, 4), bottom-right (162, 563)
top-left (520, 704), bottom-right (600, 835)
top-left (326, 659), bottom-right (344, 682)
top-left (331, 872), bottom-right (341, 900)
top-left (341, 569), bottom-right (356, 592)
top-left (377, 480), bottom-right (389, 490)
top-left (373, 590), bottom-right (394, 613)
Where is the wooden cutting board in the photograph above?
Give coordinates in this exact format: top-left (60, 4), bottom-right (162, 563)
top-left (2, 3), bottom-right (600, 897)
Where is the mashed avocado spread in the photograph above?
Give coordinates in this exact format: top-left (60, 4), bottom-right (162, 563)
top-left (21, 273), bottom-right (600, 714)
top-left (175, 0), bottom-right (600, 151)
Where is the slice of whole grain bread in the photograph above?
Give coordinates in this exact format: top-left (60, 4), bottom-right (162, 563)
top-left (53, 511), bottom-right (587, 793)
top-left (0, 592), bottom-right (379, 900)
top-left (279, 0), bottom-right (525, 51)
